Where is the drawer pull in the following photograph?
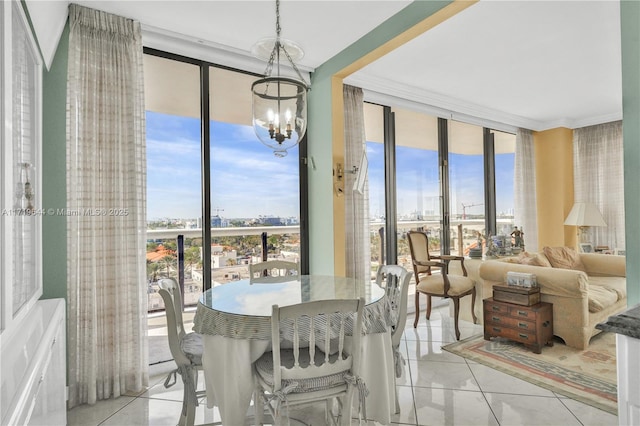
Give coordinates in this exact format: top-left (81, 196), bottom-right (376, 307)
top-left (492, 316), bottom-right (501, 322)
top-left (492, 327), bottom-right (502, 332)
top-left (518, 333), bottom-right (529, 339)
top-left (518, 322), bottom-right (529, 329)
top-left (543, 321), bottom-right (550, 327)
top-left (492, 306), bottom-right (500, 311)
top-left (517, 310), bottom-right (528, 317)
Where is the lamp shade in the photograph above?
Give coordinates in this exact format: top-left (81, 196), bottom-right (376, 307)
top-left (564, 202), bottom-right (607, 227)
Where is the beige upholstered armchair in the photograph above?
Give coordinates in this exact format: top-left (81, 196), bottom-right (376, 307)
top-left (407, 231), bottom-right (477, 340)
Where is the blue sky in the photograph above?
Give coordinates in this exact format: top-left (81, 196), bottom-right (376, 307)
top-left (147, 112), bottom-right (299, 220)
top-left (147, 111), bottom-right (514, 221)
top-left (368, 143), bottom-right (514, 220)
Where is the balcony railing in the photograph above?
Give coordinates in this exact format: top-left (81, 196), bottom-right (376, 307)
top-left (146, 218), bottom-right (515, 313)
top-left (147, 226), bottom-right (301, 312)
top-left (148, 225), bottom-right (300, 239)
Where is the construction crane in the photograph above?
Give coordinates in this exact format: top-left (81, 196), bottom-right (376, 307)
top-left (212, 207), bottom-right (224, 217)
top-left (461, 202), bottom-right (483, 219)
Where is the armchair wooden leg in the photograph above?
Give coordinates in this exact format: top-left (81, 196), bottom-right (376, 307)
top-left (470, 288), bottom-right (478, 324)
top-left (414, 292), bottom-right (420, 328)
top-left (426, 295), bottom-right (432, 320)
top-left (453, 297), bottom-right (461, 340)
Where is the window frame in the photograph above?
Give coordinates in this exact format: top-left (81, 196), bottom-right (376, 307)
top-left (371, 102), bottom-right (514, 263)
top-left (142, 47), bottom-right (309, 290)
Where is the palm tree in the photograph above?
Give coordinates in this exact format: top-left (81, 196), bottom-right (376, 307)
top-left (160, 254), bottom-right (176, 279)
top-left (184, 246), bottom-right (202, 277)
top-left (147, 260), bottom-right (161, 282)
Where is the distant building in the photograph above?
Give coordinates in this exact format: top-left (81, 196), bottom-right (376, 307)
top-left (260, 216), bottom-right (284, 226)
top-left (212, 247), bottom-right (238, 268)
top-left (283, 217), bottom-right (299, 225)
top-left (146, 244), bottom-right (175, 262)
top-left (211, 215), bottom-right (223, 227)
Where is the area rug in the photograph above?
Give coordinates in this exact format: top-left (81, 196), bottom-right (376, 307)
top-left (442, 332), bottom-right (617, 414)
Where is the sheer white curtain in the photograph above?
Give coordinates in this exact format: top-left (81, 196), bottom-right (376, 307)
top-left (66, 4), bottom-right (148, 408)
top-left (343, 85), bottom-right (371, 280)
top-left (573, 121), bottom-right (625, 249)
top-left (514, 128), bottom-right (538, 252)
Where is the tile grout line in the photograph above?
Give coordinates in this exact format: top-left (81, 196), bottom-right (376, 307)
top-left (466, 357), bottom-right (501, 426)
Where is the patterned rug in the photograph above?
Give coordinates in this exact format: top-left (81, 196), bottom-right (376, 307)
top-left (442, 332), bottom-right (617, 414)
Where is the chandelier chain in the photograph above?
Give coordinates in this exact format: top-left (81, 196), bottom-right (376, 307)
top-left (276, 0), bottom-right (281, 39)
top-left (261, 0), bottom-right (309, 87)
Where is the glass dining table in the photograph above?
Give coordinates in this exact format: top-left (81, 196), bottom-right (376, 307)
top-left (193, 275), bottom-right (396, 425)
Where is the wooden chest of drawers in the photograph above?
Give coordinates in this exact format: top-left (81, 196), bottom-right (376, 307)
top-left (483, 298), bottom-right (554, 354)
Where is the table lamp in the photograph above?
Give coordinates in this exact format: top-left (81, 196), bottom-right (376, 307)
top-left (564, 202), bottom-right (607, 244)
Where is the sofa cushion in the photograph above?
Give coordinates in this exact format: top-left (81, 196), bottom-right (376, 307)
top-left (542, 246), bottom-right (586, 272)
top-left (590, 276), bottom-right (627, 300)
top-left (588, 285), bottom-right (620, 313)
top-left (517, 251), bottom-right (552, 267)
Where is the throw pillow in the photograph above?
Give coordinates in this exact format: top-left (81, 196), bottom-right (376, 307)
top-left (517, 251), bottom-right (552, 267)
top-left (542, 246), bottom-right (586, 271)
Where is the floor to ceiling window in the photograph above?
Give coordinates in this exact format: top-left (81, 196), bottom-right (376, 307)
top-left (208, 66), bottom-right (301, 286)
top-left (363, 101), bottom-right (516, 275)
top-left (364, 103), bottom-right (386, 274)
top-left (449, 120), bottom-right (486, 256)
top-left (393, 108), bottom-right (441, 265)
top-left (143, 54), bottom-right (203, 311)
top-left (143, 50), bottom-right (305, 310)
top-left (494, 129), bottom-right (516, 238)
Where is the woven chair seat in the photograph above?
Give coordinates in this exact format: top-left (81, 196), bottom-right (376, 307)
top-left (254, 348), bottom-right (350, 394)
top-left (181, 332), bottom-right (203, 365)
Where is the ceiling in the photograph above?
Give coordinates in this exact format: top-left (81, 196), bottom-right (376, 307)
top-left (26, 0), bottom-right (622, 132)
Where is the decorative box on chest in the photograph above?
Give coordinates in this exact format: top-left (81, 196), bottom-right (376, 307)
top-left (506, 271), bottom-right (537, 288)
top-left (493, 284), bottom-right (540, 306)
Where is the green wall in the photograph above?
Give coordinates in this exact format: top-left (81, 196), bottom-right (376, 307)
top-left (41, 23), bottom-right (69, 300)
top-left (621, 0), bottom-right (640, 306)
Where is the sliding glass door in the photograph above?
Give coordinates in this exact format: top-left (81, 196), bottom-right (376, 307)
top-left (449, 120), bottom-right (485, 256)
top-left (393, 108), bottom-right (441, 265)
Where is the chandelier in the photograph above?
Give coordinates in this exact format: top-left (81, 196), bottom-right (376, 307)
top-left (251, 0), bottom-right (309, 157)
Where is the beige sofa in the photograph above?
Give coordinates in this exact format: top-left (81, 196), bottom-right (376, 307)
top-left (477, 251), bottom-right (627, 349)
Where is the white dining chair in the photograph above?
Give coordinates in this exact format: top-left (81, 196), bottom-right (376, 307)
top-left (376, 264), bottom-right (411, 414)
top-left (158, 278), bottom-right (207, 426)
top-left (249, 260), bottom-right (300, 283)
top-left (253, 298), bottom-right (367, 425)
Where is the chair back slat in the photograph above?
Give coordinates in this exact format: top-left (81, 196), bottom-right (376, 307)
top-left (249, 260), bottom-right (300, 282)
top-left (376, 265), bottom-right (411, 348)
top-left (293, 319), bottom-right (300, 367)
top-left (309, 318), bottom-right (316, 366)
top-left (158, 278), bottom-right (186, 339)
top-left (271, 298), bottom-right (364, 383)
top-left (157, 278), bottom-right (191, 366)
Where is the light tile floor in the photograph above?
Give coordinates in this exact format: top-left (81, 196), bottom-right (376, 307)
top-left (67, 305), bottom-right (618, 425)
